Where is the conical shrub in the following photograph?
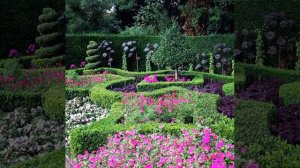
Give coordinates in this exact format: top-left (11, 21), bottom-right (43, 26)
top-left (33, 8), bottom-right (64, 67)
top-left (85, 41), bottom-right (101, 69)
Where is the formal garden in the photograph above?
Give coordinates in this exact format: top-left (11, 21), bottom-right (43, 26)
top-left (0, 0), bottom-right (299, 167)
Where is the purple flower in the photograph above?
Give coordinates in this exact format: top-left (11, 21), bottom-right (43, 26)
top-left (70, 64), bottom-right (77, 69)
top-left (234, 49), bottom-right (241, 56)
top-left (80, 61), bottom-right (86, 67)
top-left (276, 37), bottom-right (286, 46)
top-left (241, 29), bottom-right (248, 36)
top-left (267, 46), bottom-right (277, 55)
top-left (241, 41), bottom-right (248, 49)
top-left (26, 44), bottom-right (36, 55)
top-left (8, 49), bottom-right (19, 57)
top-left (265, 31), bottom-right (275, 40)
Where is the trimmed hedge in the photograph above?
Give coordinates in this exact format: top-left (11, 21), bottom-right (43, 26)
top-left (140, 86), bottom-right (190, 98)
top-left (235, 100), bottom-right (300, 167)
top-left (0, 55), bottom-right (37, 69)
top-left (279, 81), bottom-right (300, 106)
top-left (66, 87), bottom-right (89, 100)
top-left (42, 85), bottom-right (65, 122)
top-left (234, 64), bottom-right (246, 90)
top-left (10, 148), bottom-right (65, 168)
top-left (237, 63), bottom-right (300, 83)
top-left (66, 34), bottom-right (234, 70)
top-left (136, 74), bottom-right (204, 92)
top-left (0, 90), bottom-right (42, 112)
top-left (89, 77), bottom-right (135, 108)
top-left (222, 82), bottom-right (234, 96)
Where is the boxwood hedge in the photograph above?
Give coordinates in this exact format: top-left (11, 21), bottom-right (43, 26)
top-left (279, 81), bottom-right (300, 106)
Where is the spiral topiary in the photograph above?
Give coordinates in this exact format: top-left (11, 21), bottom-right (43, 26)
top-left (85, 41), bottom-right (101, 69)
top-left (33, 8), bottom-right (64, 67)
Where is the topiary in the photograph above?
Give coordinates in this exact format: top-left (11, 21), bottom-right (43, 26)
top-left (151, 23), bottom-right (194, 80)
top-left (295, 42), bottom-right (300, 70)
top-left (85, 41), bottom-right (101, 69)
top-left (33, 8), bottom-right (64, 67)
top-left (255, 29), bottom-right (264, 66)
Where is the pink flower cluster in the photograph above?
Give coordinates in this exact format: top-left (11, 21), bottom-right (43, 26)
top-left (164, 75), bottom-right (190, 82)
top-left (144, 74), bottom-right (190, 83)
top-left (144, 75), bottom-right (158, 83)
top-left (0, 69), bottom-right (64, 91)
top-left (26, 44), bottom-right (36, 55)
top-left (122, 92), bottom-right (189, 115)
top-left (70, 61), bottom-right (87, 69)
top-left (70, 128), bottom-right (234, 168)
top-left (66, 75), bottom-right (106, 87)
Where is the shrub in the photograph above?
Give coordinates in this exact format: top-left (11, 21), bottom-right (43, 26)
top-left (152, 24), bottom-right (194, 79)
top-left (0, 90), bottom-right (42, 112)
top-left (222, 82), bottom-right (234, 96)
top-left (279, 81), bottom-right (300, 106)
top-left (34, 8), bottom-right (64, 67)
top-left (85, 41), bottom-right (101, 69)
top-left (42, 85), bottom-right (65, 122)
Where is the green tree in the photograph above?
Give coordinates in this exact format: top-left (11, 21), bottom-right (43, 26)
top-left (151, 23), bottom-right (194, 80)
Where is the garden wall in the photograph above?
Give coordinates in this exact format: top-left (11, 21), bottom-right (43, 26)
top-left (66, 34), bottom-right (234, 71)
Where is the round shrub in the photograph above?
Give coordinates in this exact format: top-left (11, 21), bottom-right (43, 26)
top-left (42, 85), bottom-right (65, 123)
top-left (33, 8), bottom-right (64, 67)
top-left (85, 41), bottom-right (101, 69)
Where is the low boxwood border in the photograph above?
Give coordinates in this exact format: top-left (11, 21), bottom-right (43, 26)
top-left (137, 74), bottom-right (204, 92)
top-left (237, 63), bottom-right (300, 83)
top-left (0, 90), bottom-right (42, 112)
top-left (279, 81), bottom-right (300, 106)
top-left (235, 100), bottom-right (300, 167)
top-left (89, 76), bottom-right (135, 109)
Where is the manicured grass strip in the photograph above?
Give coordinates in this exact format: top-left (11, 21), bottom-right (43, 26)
top-left (235, 100), bottom-right (300, 167)
top-left (10, 148), bottom-right (65, 168)
top-left (279, 81), bottom-right (300, 106)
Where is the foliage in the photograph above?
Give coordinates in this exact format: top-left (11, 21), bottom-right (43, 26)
top-left (209, 52), bottom-right (214, 74)
top-left (279, 81), bottom-right (300, 106)
top-left (120, 25), bottom-right (157, 36)
top-left (85, 41), bottom-right (101, 69)
top-left (1, 58), bottom-right (23, 77)
top-left (255, 29), bottom-right (264, 66)
top-left (0, 107), bottom-right (64, 165)
top-left (121, 53), bottom-right (127, 70)
top-left (66, 0), bottom-right (120, 33)
top-left (151, 24), bottom-right (194, 77)
top-left (134, 2), bottom-right (172, 34)
top-left (34, 8), bottom-right (64, 67)
top-left (42, 85), bottom-right (65, 123)
top-left (122, 40), bottom-right (139, 70)
top-left (222, 82), bottom-right (234, 96)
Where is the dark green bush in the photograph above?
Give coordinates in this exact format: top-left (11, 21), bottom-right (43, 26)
top-left (66, 87), bottom-right (89, 100)
top-left (279, 81), bottom-right (300, 106)
top-left (235, 100), bottom-right (300, 167)
top-left (234, 64), bottom-right (246, 90)
top-left (42, 85), bottom-right (65, 122)
top-left (0, 56), bottom-right (38, 69)
top-left (0, 91), bottom-right (42, 112)
top-left (34, 8), bottom-right (64, 67)
top-left (31, 55), bottom-right (64, 68)
top-left (65, 34), bottom-right (234, 70)
top-left (10, 148), bottom-right (65, 168)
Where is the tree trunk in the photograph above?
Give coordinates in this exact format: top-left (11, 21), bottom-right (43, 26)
top-left (175, 67), bottom-right (179, 81)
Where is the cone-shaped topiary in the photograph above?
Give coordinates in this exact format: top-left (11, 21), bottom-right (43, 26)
top-left (33, 8), bottom-right (64, 67)
top-left (85, 41), bottom-right (101, 69)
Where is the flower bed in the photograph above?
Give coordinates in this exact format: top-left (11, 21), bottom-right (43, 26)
top-left (69, 129), bottom-right (234, 168)
top-left (0, 107), bottom-right (64, 165)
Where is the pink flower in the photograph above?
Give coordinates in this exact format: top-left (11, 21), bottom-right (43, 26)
top-left (144, 163), bottom-right (153, 168)
top-left (80, 61), bottom-right (86, 67)
top-left (8, 49), bottom-right (18, 57)
top-left (70, 64), bottom-right (77, 69)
